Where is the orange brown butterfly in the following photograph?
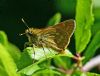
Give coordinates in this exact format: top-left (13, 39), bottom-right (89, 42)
top-left (20, 18), bottom-right (76, 54)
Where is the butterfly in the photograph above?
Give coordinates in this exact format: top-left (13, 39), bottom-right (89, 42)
top-left (20, 19), bottom-right (75, 54)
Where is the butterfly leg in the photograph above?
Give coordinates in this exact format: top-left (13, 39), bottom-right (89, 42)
top-left (42, 42), bottom-right (55, 55)
top-left (24, 42), bottom-right (36, 62)
top-left (39, 41), bottom-right (47, 59)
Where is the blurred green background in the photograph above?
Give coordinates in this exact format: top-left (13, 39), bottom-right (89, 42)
top-left (0, 0), bottom-right (99, 53)
top-left (0, 0), bottom-right (100, 75)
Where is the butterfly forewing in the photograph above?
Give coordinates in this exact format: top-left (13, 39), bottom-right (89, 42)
top-left (39, 19), bottom-right (75, 52)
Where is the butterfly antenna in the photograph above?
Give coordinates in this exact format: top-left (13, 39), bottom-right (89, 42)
top-left (21, 18), bottom-right (30, 29)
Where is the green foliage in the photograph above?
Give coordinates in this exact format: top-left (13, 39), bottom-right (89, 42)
top-left (83, 31), bottom-right (100, 63)
top-left (0, 31), bottom-right (8, 45)
top-left (75, 0), bottom-right (94, 53)
top-left (47, 12), bottom-right (61, 26)
top-left (0, 0), bottom-right (100, 76)
top-left (86, 72), bottom-right (100, 76)
top-left (0, 31), bottom-right (21, 76)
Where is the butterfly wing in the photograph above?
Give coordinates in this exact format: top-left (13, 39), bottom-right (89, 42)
top-left (40, 19), bottom-right (75, 52)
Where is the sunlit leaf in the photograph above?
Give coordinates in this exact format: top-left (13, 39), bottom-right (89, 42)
top-left (75, 0), bottom-right (94, 53)
top-left (0, 65), bottom-right (8, 76)
top-left (18, 64), bottom-right (41, 75)
top-left (0, 31), bottom-right (21, 63)
top-left (47, 12), bottom-right (61, 26)
top-left (0, 31), bottom-right (8, 46)
top-left (0, 44), bottom-right (20, 76)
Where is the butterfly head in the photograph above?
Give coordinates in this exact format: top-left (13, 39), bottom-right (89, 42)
top-left (25, 28), bottom-right (34, 36)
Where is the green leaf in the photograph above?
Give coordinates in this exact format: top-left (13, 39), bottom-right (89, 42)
top-left (71, 69), bottom-right (100, 76)
top-left (17, 47), bottom-right (58, 75)
top-left (17, 47), bottom-right (33, 71)
top-left (92, 22), bottom-right (100, 35)
top-left (47, 12), bottom-right (61, 26)
top-left (6, 42), bottom-right (21, 63)
top-left (0, 65), bottom-right (8, 76)
top-left (27, 47), bottom-right (58, 60)
top-left (0, 31), bottom-right (21, 63)
top-left (18, 47), bottom-right (74, 75)
top-left (32, 68), bottom-right (62, 76)
top-left (83, 31), bottom-right (100, 63)
top-left (0, 31), bottom-right (21, 76)
top-left (21, 47), bottom-right (74, 61)
top-left (18, 64), bottom-right (41, 75)
top-left (94, 8), bottom-right (100, 20)
top-left (71, 69), bottom-right (87, 76)
top-left (86, 72), bottom-right (100, 76)
top-left (0, 31), bottom-right (8, 46)
top-left (75, 0), bottom-right (94, 53)
top-left (54, 56), bottom-right (71, 69)
top-left (0, 44), bottom-right (20, 76)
